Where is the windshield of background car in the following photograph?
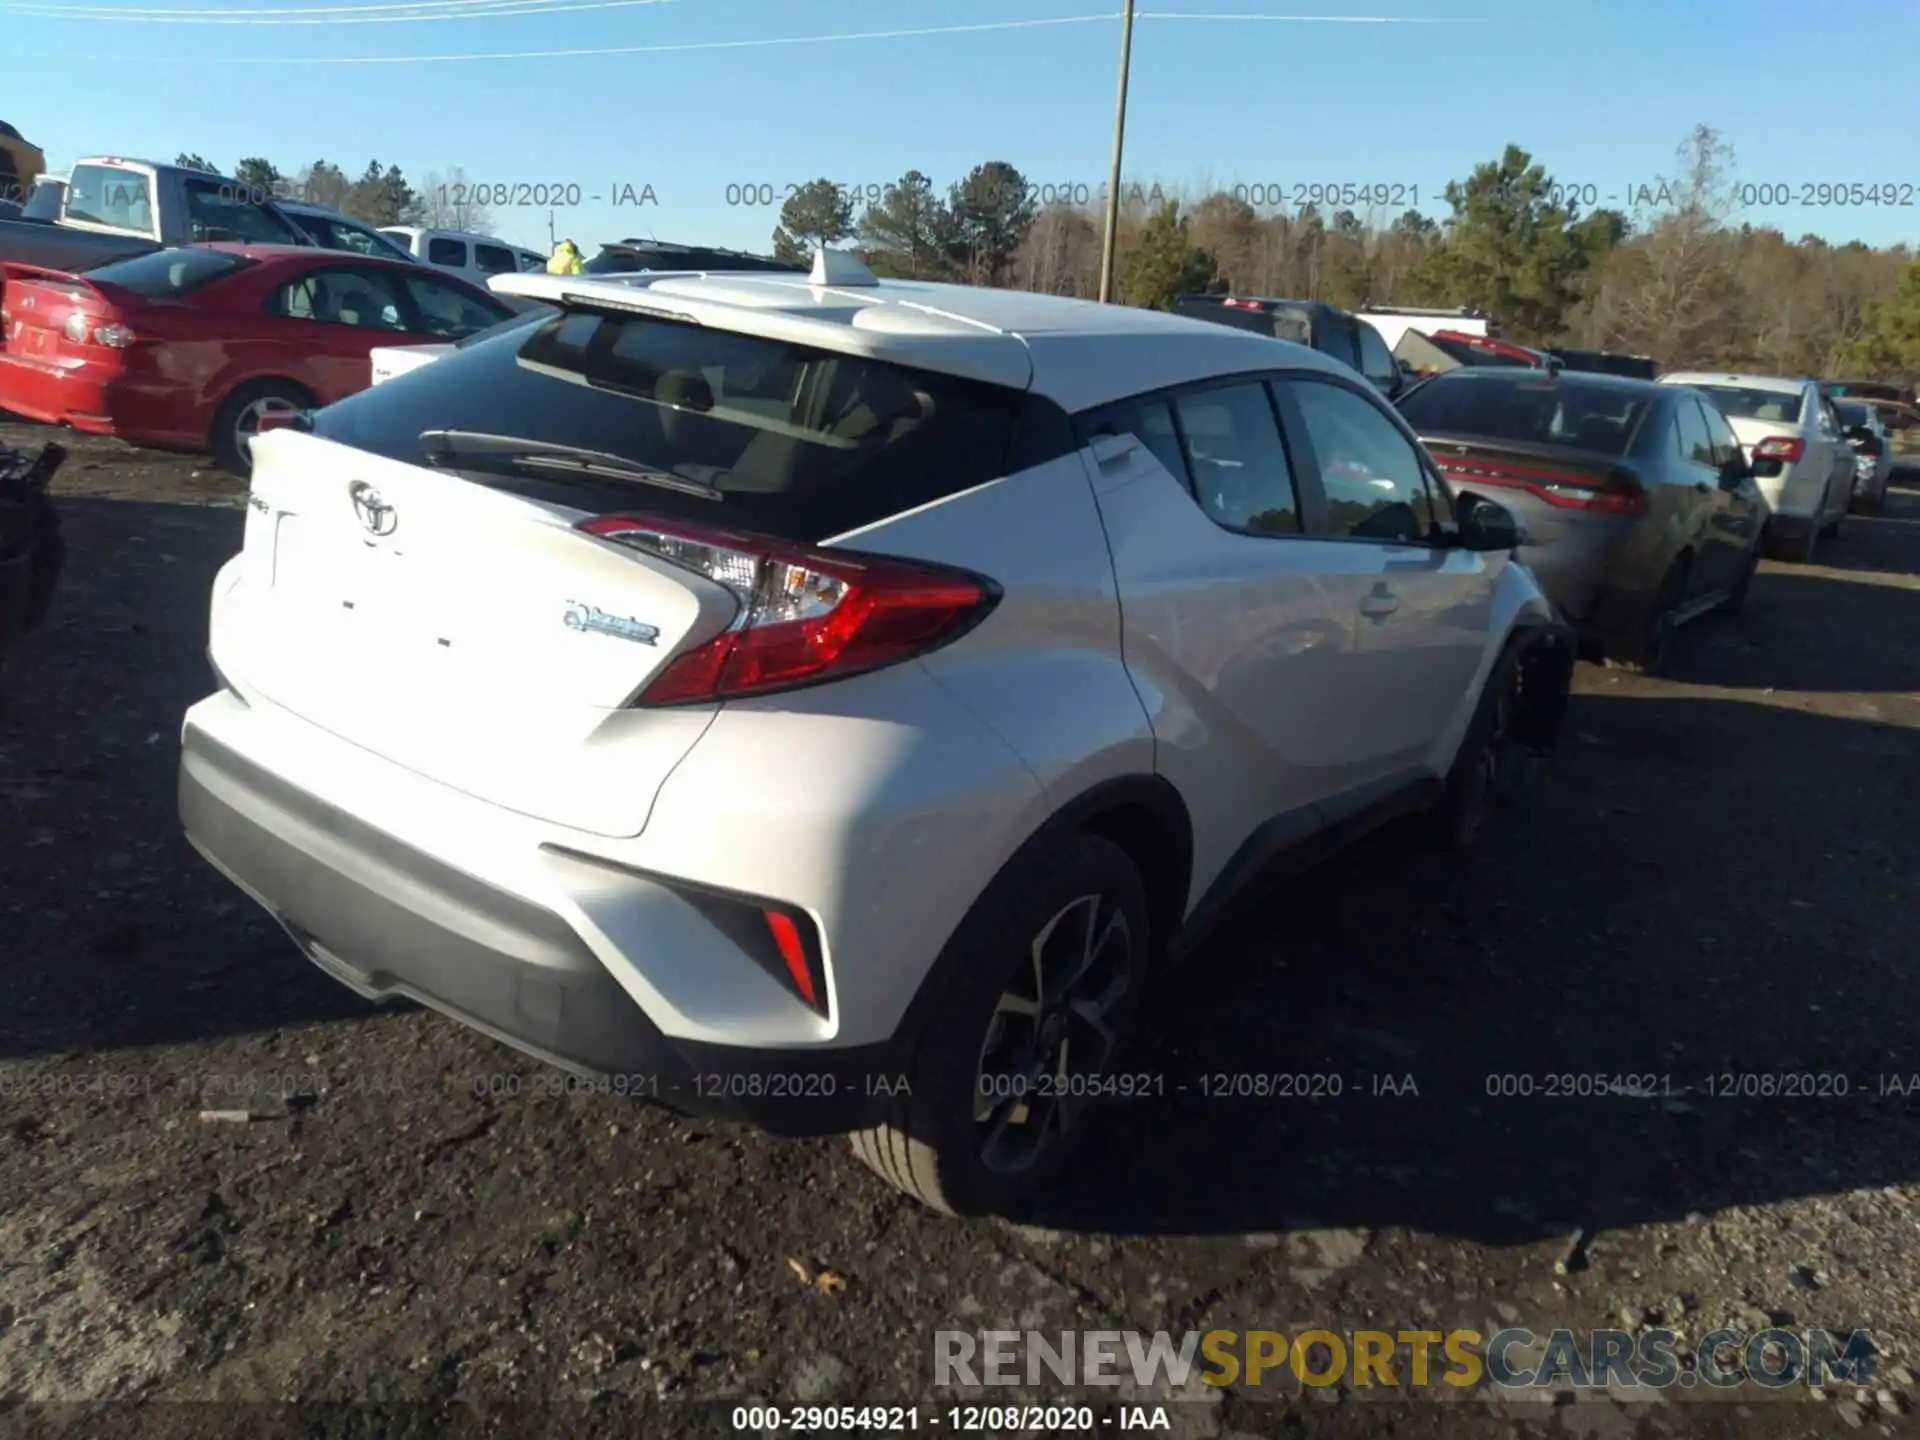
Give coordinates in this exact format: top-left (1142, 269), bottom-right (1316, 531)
top-left (82, 246), bottom-right (254, 298)
top-left (307, 306), bottom-right (1030, 543)
top-left (1694, 385), bottom-right (1804, 424)
top-left (1397, 375), bottom-right (1649, 456)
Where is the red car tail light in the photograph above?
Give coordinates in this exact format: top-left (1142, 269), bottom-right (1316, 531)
top-left (1752, 436), bottom-right (1804, 463)
top-left (577, 513), bottom-right (1000, 706)
top-left (1435, 457), bottom-right (1647, 517)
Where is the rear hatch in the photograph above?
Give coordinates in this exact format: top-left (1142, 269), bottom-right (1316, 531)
top-left (229, 294), bottom-right (1032, 838)
top-left (237, 432), bottom-right (739, 838)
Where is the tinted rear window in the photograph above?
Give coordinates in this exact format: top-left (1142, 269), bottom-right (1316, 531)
top-left (1397, 376), bottom-right (1650, 456)
top-left (82, 246), bottom-right (254, 297)
top-left (1694, 385), bottom-right (1802, 423)
top-left (1834, 402), bottom-right (1870, 426)
top-left (308, 306), bottom-right (1037, 543)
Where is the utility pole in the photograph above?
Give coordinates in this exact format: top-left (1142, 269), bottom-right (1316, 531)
top-left (1096, 0), bottom-right (1137, 305)
top-left (547, 210), bottom-right (556, 250)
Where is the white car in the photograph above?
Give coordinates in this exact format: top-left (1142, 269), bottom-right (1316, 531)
top-left (377, 225), bottom-right (546, 310)
top-left (1659, 372), bottom-right (1855, 562)
top-left (1831, 398), bottom-right (1894, 516)
top-left (179, 250), bottom-right (1575, 1216)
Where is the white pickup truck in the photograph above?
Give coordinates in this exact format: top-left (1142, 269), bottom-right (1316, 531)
top-left (1356, 305), bottom-right (1496, 350)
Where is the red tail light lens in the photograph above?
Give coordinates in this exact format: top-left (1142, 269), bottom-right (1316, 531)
top-left (254, 411), bottom-right (303, 434)
top-left (1435, 458), bottom-right (1646, 517)
top-left (1752, 436), bottom-right (1804, 462)
top-left (578, 514), bottom-right (1000, 705)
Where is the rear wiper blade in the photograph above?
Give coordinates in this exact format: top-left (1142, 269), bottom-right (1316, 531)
top-left (417, 429), bottom-right (721, 500)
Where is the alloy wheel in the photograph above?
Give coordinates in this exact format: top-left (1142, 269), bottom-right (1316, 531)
top-left (972, 893), bottom-right (1133, 1176)
top-left (234, 396), bottom-right (302, 465)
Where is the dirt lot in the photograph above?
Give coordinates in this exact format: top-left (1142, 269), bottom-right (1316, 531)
top-left (2, 423), bottom-right (1918, 1440)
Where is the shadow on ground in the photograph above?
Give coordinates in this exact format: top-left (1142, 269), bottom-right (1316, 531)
top-left (4, 485), bottom-right (1919, 1255)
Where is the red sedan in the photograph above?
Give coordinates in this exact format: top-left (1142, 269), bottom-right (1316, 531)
top-left (0, 243), bottom-right (515, 476)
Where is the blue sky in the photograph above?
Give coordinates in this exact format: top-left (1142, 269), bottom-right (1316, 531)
top-left (9, 0), bottom-right (1919, 258)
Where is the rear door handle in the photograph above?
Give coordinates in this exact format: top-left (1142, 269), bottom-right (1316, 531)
top-left (1360, 588), bottom-right (1399, 619)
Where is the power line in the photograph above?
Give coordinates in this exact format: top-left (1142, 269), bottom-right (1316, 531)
top-left (13, 10), bottom-right (1476, 57)
top-left (0, 0), bottom-right (670, 23)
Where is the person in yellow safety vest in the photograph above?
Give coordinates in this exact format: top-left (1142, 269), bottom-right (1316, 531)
top-left (547, 238), bottom-right (586, 275)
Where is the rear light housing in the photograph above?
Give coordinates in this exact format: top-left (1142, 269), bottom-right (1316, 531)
top-left (59, 311), bottom-right (138, 348)
top-left (254, 410), bottom-right (310, 435)
top-left (557, 858), bottom-right (830, 1016)
top-left (1751, 436), bottom-right (1804, 463)
top-left (578, 514), bottom-right (1001, 706)
top-left (1434, 457), bottom-right (1646, 517)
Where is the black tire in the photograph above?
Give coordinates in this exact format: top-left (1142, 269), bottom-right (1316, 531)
top-left (1414, 641), bottom-right (1532, 852)
top-left (1722, 541), bottom-right (1760, 615)
top-left (209, 379), bottom-right (313, 479)
top-left (850, 833), bottom-right (1152, 1217)
top-left (1776, 524), bottom-right (1819, 564)
top-left (1603, 557), bottom-right (1688, 676)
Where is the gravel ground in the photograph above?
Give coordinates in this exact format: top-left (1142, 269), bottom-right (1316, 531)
top-left (2, 423), bottom-right (1918, 1440)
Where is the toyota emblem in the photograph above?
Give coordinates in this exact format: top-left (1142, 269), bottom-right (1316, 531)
top-left (349, 481), bottom-right (397, 537)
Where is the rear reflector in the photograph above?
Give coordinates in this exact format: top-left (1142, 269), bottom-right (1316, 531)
top-left (764, 911), bottom-right (817, 1006)
top-left (1752, 436), bottom-right (1805, 463)
top-left (578, 514), bottom-right (1000, 705)
top-left (1434, 457), bottom-right (1646, 517)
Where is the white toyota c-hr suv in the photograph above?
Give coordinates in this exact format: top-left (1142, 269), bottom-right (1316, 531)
top-left (179, 250), bottom-right (1574, 1216)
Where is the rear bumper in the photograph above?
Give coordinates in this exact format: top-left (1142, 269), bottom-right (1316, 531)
top-left (178, 720), bottom-right (905, 1135)
top-left (0, 353), bottom-right (198, 447)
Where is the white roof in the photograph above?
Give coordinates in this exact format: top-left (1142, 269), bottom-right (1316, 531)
top-left (1660, 372), bottom-right (1811, 394)
top-left (383, 224), bottom-right (540, 252)
top-left (489, 264), bottom-right (1349, 412)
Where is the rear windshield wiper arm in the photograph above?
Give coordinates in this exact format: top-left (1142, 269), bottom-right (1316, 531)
top-left (417, 428), bottom-right (721, 500)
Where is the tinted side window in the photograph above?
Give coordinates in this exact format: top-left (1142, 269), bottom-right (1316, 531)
top-left (181, 179), bottom-right (305, 244)
top-left (1356, 321), bottom-right (1398, 391)
top-left (265, 266), bottom-right (409, 330)
top-left (1082, 398), bottom-right (1190, 486)
top-left (1674, 397), bottom-right (1714, 467)
top-left (1286, 378), bottom-right (1438, 543)
top-left (1698, 400), bottom-right (1742, 469)
top-left (1169, 383), bottom-right (1301, 535)
top-left (1319, 316), bottom-right (1360, 370)
top-left (427, 237), bottom-right (468, 268)
top-left (474, 243), bottom-right (519, 274)
top-left (402, 275), bottom-right (509, 337)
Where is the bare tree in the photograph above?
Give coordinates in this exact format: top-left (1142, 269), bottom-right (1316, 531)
top-left (414, 167), bottom-right (496, 235)
top-left (1605, 125), bottom-right (1741, 361)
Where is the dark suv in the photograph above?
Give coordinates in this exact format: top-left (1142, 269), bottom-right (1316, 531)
top-left (1171, 294), bottom-right (1407, 399)
top-left (586, 239), bottom-right (805, 276)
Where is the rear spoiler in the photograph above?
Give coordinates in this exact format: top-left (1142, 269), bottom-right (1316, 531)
top-left (1, 260), bottom-right (93, 289)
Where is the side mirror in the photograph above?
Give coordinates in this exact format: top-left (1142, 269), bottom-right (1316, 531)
top-left (1453, 490), bottom-right (1525, 550)
top-left (1719, 458), bottom-right (1752, 490)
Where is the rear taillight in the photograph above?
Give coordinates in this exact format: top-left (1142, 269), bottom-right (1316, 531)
top-left (1752, 436), bottom-right (1804, 463)
top-left (254, 411), bottom-right (307, 434)
top-left (578, 514), bottom-right (1000, 705)
top-left (61, 310), bottom-right (138, 348)
top-left (1434, 458), bottom-right (1646, 517)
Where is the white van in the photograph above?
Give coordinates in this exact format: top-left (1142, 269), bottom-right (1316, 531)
top-left (378, 226), bottom-right (546, 309)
